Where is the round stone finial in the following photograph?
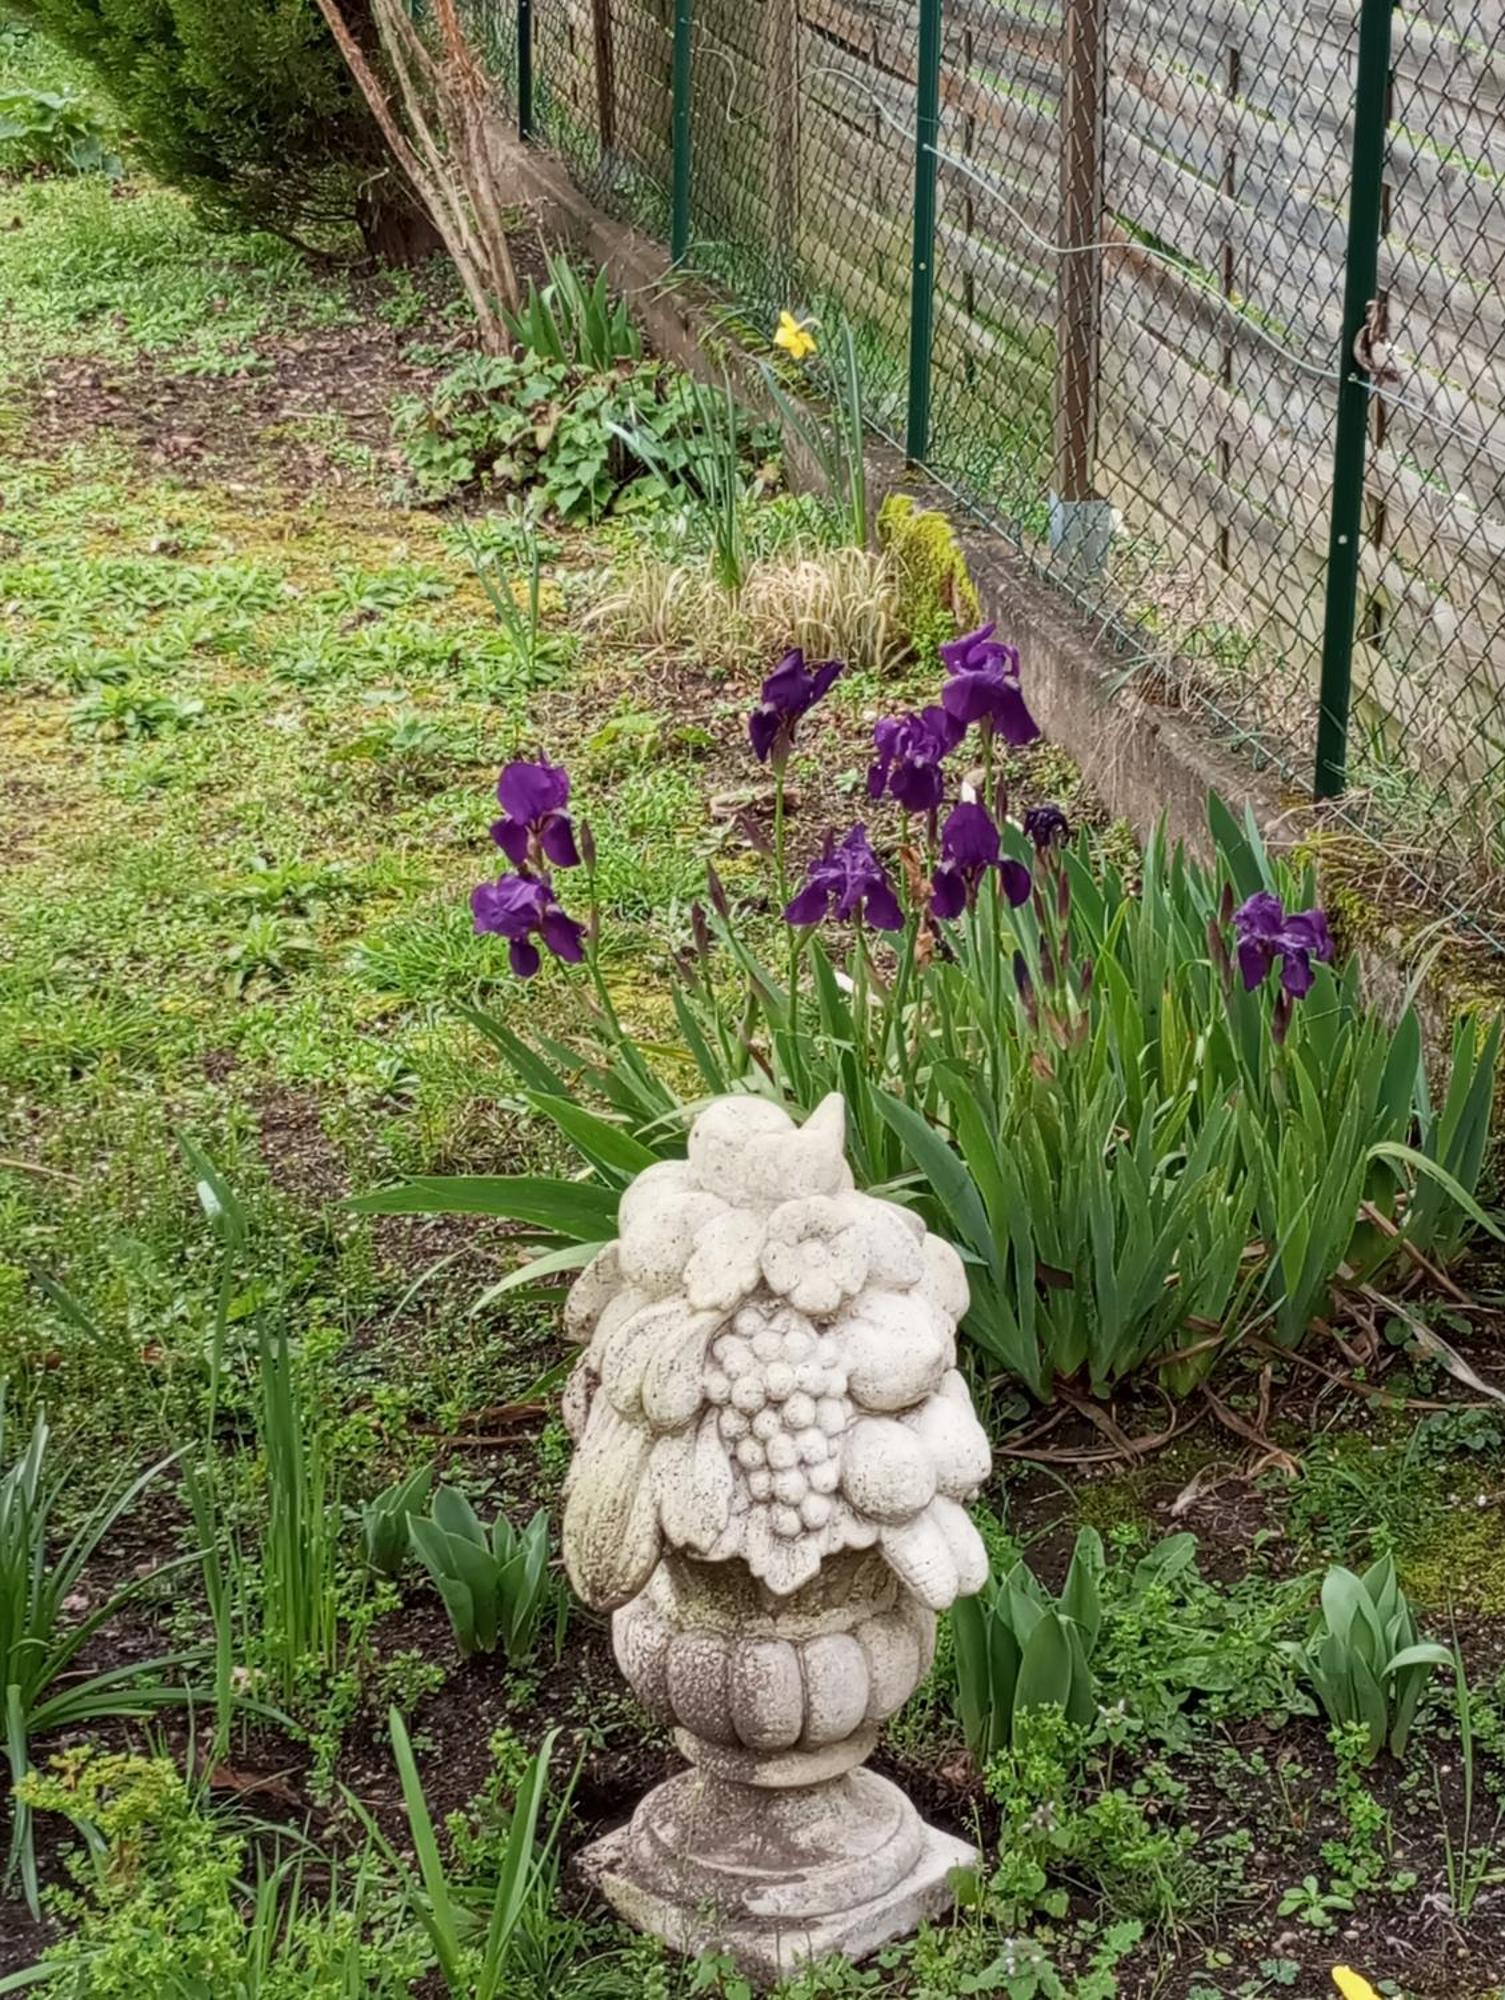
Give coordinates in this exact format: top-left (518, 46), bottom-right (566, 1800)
top-left (564, 1093), bottom-right (993, 1980)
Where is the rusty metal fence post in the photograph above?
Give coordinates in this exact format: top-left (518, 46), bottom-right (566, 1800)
top-left (1049, 0), bottom-right (1110, 574)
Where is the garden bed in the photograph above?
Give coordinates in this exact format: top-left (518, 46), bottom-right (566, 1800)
top-left (1, 175), bottom-right (1504, 2000)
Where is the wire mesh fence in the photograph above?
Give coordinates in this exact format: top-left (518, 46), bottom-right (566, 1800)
top-left (461, 0), bottom-right (1505, 950)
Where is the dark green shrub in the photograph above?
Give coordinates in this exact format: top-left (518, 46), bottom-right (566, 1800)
top-left (0, 1), bottom-right (434, 255)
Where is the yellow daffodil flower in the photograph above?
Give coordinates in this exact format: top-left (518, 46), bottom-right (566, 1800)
top-left (773, 311), bottom-right (817, 361)
top-left (1332, 1969), bottom-right (1381, 2000)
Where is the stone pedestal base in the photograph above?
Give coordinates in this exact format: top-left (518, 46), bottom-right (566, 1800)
top-left (581, 1766), bottom-right (974, 1985)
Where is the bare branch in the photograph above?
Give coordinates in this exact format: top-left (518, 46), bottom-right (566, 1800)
top-left (316, 0), bottom-right (521, 343)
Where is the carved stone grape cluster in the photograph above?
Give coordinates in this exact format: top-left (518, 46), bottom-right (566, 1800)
top-left (561, 1094), bottom-right (991, 1607)
top-left (712, 1306), bottom-right (847, 1533)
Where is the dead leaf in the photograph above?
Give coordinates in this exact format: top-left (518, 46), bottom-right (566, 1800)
top-left (204, 1763), bottom-right (300, 1806)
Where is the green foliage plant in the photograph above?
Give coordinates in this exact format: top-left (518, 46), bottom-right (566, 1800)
top-left (958, 1702), bottom-right (1199, 1930)
top-left (952, 1528), bottom-right (1103, 1763)
top-left (762, 315), bottom-right (869, 549)
top-left (219, 911), bottom-right (318, 997)
top-left (1286, 1555), bottom-right (1452, 1762)
top-left (1086, 1528), bottom-right (1307, 1748)
top-left (362, 1463), bottom-right (435, 1577)
top-left (1276, 1871), bottom-right (1356, 1931)
top-left (0, 1404), bottom-right (199, 1912)
top-left (256, 1329), bottom-right (347, 1707)
top-left (69, 682), bottom-right (203, 740)
top-left (503, 253), bottom-right (642, 371)
top-left (409, 1487), bottom-right (558, 1662)
top-left (394, 345), bottom-right (769, 523)
top-left (612, 372), bottom-right (753, 595)
top-left (350, 1711), bottom-right (569, 2000)
top-left (462, 516), bottom-right (572, 686)
top-left (11, 1748), bottom-right (425, 1995)
top-left (0, 80), bottom-right (118, 175)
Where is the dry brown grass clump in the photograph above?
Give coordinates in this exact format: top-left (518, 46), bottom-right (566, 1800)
top-left (591, 545), bottom-right (910, 676)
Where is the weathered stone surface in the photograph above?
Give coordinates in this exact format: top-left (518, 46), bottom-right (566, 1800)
top-left (561, 1094), bottom-right (993, 1977)
top-left (584, 1771), bottom-right (974, 1984)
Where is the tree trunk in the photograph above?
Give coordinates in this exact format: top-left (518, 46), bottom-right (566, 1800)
top-left (356, 178), bottom-right (445, 265)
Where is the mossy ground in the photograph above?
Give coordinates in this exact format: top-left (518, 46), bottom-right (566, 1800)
top-left (1, 173), bottom-right (1504, 1999)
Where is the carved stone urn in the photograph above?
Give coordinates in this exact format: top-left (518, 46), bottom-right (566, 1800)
top-left (559, 1093), bottom-right (992, 1982)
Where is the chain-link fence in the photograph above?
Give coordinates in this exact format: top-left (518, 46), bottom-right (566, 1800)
top-left (463, 0), bottom-right (1505, 950)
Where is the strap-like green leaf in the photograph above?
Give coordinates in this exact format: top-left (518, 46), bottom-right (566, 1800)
top-left (347, 1175), bottom-right (620, 1242)
top-left (524, 1091), bottom-right (662, 1178)
top-left (178, 1134), bottom-right (247, 1249)
top-left (1014, 1609), bottom-right (1074, 1717)
top-left (471, 1240), bottom-right (605, 1315)
top-left (872, 1088), bottom-right (993, 1258)
top-left (1372, 1142), bottom-right (1505, 1240)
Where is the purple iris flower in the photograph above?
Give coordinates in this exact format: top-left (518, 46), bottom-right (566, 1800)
top-left (471, 872), bottom-right (586, 979)
top-left (749, 649), bottom-right (844, 765)
top-left (930, 803), bottom-right (1031, 918)
top-left (784, 825), bottom-right (903, 931)
top-left (1232, 892), bottom-right (1334, 999)
top-left (1023, 803), bottom-right (1070, 851)
top-left (868, 706), bottom-right (963, 813)
top-left (491, 759), bottom-right (580, 869)
top-left (939, 623), bottom-right (1040, 746)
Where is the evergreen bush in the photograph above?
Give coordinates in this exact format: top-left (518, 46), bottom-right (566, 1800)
top-left (0, 2), bottom-right (436, 257)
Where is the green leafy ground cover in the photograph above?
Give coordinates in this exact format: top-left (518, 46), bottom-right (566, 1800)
top-left (1, 173), bottom-right (1504, 1998)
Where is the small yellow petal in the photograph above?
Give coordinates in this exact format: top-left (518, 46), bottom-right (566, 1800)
top-left (773, 311), bottom-right (817, 360)
top-left (1332, 1969), bottom-right (1381, 2000)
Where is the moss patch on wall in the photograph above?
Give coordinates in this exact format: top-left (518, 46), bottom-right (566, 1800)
top-left (877, 493), bottom-right (981, 671)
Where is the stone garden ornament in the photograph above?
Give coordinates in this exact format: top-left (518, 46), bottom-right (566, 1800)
top-left (560, 1092), bottom-right (993, 1981)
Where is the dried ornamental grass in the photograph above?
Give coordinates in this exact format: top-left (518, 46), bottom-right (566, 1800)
top-left (591, 544), bottom-right (909, 677)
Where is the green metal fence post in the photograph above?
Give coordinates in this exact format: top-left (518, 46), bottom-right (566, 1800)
top-left (905, 0), bottom-right (943, 463)
top-left (671, 0), bottom-right (694, 263)
top-left (1314, 0), bottom-right (1394, 799)
top-left (517, 0), bottom-right (534, 141)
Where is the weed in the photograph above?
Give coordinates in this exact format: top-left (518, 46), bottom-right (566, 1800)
top-left (1276, 1872), bottom-right (1354, 1930)
top-left (69, 682), bottom-right (204, 739)
top-left (15, 1748), bottom-right (425, 1992)
top-left (220, 911), bottom-right (319, 995)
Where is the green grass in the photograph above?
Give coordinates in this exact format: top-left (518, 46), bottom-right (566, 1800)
top-left (0, 180), bottom-right (720, 1452)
